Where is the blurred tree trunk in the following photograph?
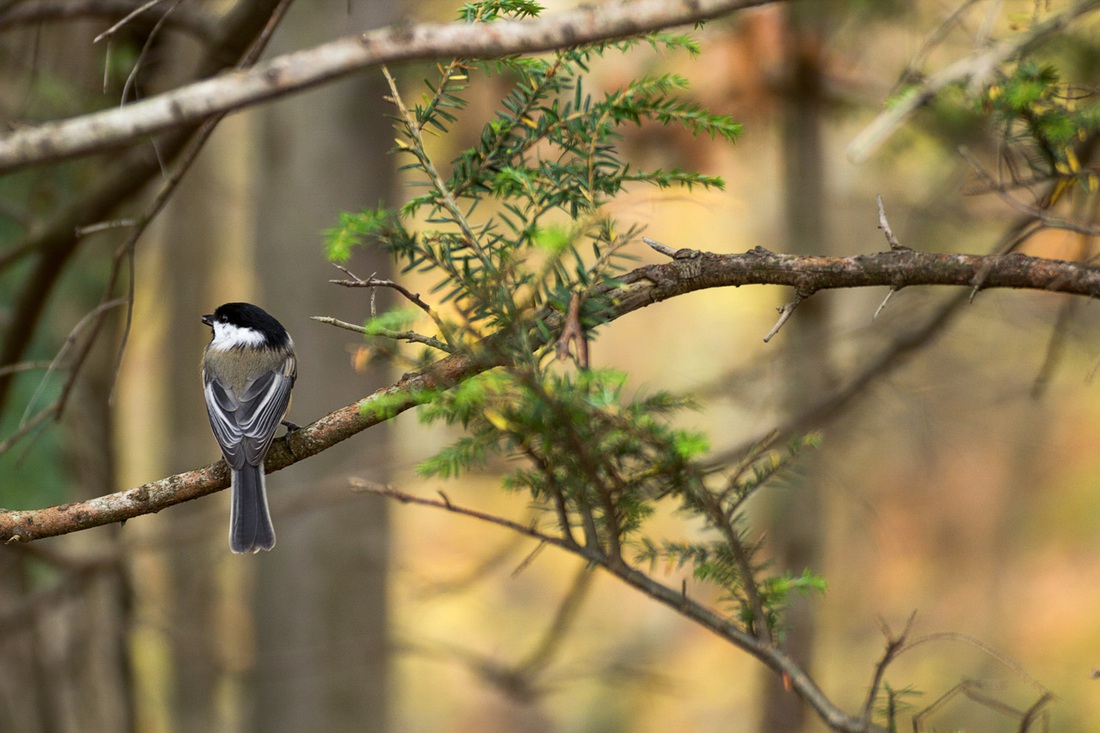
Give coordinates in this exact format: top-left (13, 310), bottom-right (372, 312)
top-left (760, 6), bottom-right (834, 732)
top-left (250, 3), bottom-right (397, 732)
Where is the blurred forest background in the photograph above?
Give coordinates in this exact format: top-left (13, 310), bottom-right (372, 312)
top-left (2, 0), bottom-right (1100, 732)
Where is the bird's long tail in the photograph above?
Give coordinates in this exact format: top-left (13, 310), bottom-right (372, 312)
top-left (230, 465), bottom-right (276, 553)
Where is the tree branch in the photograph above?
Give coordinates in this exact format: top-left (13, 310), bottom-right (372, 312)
top-left (346, 482), bottom-right (883, 733)
top-left (0, 0), bottom-right (778, 173)
top-left (5, 242), bottom-right (1100, 543)
top-left (847, 0), bottom-right (1100, 162)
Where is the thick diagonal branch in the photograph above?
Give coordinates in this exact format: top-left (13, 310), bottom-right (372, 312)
top-left (0, 0), bottom-right (777, 172)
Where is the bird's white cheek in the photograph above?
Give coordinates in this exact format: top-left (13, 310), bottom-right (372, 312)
top-left (209, 322), bottom-right (266, 349)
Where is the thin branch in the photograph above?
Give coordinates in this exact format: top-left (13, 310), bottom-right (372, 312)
top-left (93, 0), bottom-right (166, 43)
top-left (0, 361), bottom-right (53, 378)
top-left (0, 0), bottom-right (779, 173)
top-left (643, 237), bottom-right (680, 257)
top-left (330, 271), bottom-right (435, 317)
top-left (875, 195), bottom-right (906, 251)
top-left (763, 293), bottom-right (807, 343)
top-left (898, 630), bottom-right (1050, 692)
top-left (847, 0), bottom-right (1100, 162)
top-left (17, 297), bottom-right (127, 431)
top-left (861, 612), bottom-right (917, 726)
top-left (555, 292), bottom-right (589, 367)
top-left (329, 264), bottom-right (456, 347)
top-left (310, 315), bottom-right (452, 352)
top-left (348, 482), bottom-right (881, 733)
top-left (871, 288), bottom-right (896, 321)
top-left (118, 1), bottom-right (183, 107)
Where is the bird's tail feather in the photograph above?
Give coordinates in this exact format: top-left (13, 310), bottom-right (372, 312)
top-left (230, 465), bottom-right (276, 553)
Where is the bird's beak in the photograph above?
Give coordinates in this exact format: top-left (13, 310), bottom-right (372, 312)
top-left (201, 314), bottom-right (214, 327)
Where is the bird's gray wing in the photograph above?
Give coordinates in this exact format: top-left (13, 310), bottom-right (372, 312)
top-left (204, 370), bottom-right (294, 469)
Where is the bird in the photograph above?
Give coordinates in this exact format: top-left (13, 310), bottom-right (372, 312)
top-left (201, 302), bottom-right (297, 553)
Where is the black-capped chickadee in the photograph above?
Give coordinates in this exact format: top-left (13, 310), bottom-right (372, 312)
top-left (201, 302), bottom-right (297, 553)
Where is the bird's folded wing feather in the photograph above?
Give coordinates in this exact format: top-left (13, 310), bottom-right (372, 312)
top-left (204, 370), bottom-right (294, 468)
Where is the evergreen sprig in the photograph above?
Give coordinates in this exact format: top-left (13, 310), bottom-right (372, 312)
top-left (635, 434), bottom-right (824, 635)
top-left (980, 60), bottom-right (1100, 199)
top-left (325, 0), bottom-right (816, 641)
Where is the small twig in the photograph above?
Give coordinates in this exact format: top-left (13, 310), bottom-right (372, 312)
top-left (119, 1), bottom-right (184, 107)
top-left (642, 236), bottom-right (679, 258)
top-left (74, 219), bottom-right (140, 237)
top-left (511, 540), bottom-right (546, 579)
top-left (876, 195), bottom-right (906, 251)
top-left (0, 361), bottom-right (53, 378)
top-left (93, 0), bottom-right (165, 43)
top-left (969, 257), bottom-right (997, 302)
top-left (763, 293), bottom-right (806, 343)
top-left (861, 611), bottom-right (917, 726)
top-left (330, 264), bottom-right (457, 348)
top-left (872, 288), bottom-right (896, 321)
top-left (555, 292), bottom-right (589, 367)
top-left (310, 316), bottom-right (452, 352)
top-left (1018, 692), bottom-right (1054, 732)
top-left (899, 630), bottom-right (1049, 692)
top-left (0, 402), bottom-right (59, 458)
top-left (330, 269), bottom-right (435, 317)
top-left (309, 316), bottom-right (371, 334)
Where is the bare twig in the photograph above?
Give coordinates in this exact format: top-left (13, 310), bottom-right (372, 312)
top-left (872, 288), bottom-right (896, 321)
top-left (0, 1), bottom-right (212, 40)
top-left (310, 316), bottom-right (372, 334)
top-left (893, 0), bottom-right (983, 93)
top-left (329, 264), bottom-right (451, 338)
top-left (73, 219), bottom-right (140, 236)
top-left (93, 0), bottom-right (165, 43)
top-left (861, 612), bottom-right (917, 726)
top-left (18, 298), bottom-right (127, 430)
top-left (642, 236), bottom-right (679, 258)
top-left (0, 361), bottom-right (53, 378)
top-left (875, 195), bottom-right (905, 251)
top-left (310, 315), bottom-right (452, 352)
top-left (763, 293), bottom-right (807, 343)
top-left (331, 266), bottom-right (435, 310)
top-left (555, 292), bottom-right (589, 367)
top-left (901, 630), bottom-right (1050, 692)
top-left (119, 1), bottom-right (183, 106)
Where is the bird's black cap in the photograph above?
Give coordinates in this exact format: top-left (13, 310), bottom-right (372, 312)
top-left (202, 302), bottom-right (290, 346)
